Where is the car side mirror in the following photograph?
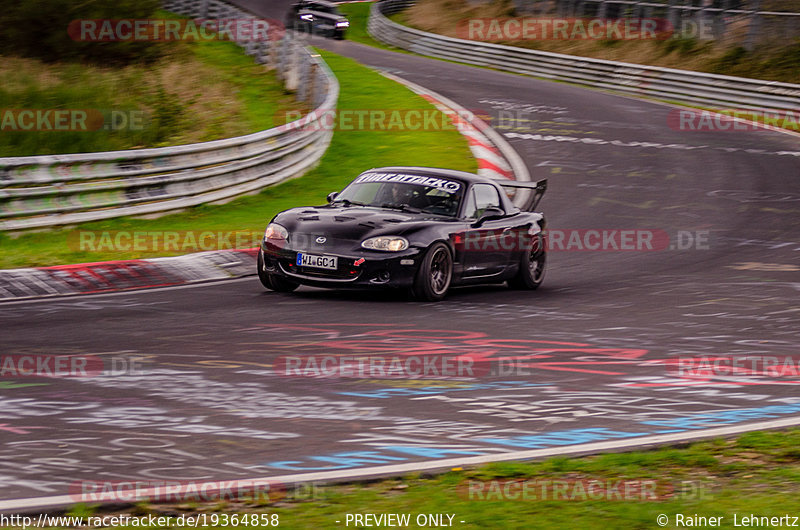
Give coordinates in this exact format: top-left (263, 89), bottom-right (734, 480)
top-left (472, 207), bottom-right (504, 227)
top-left (327, 192), bottom-right (338, 203)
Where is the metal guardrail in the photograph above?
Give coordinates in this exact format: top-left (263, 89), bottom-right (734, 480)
top-left (0, 0), bottom-right (339, 231)
top-left (369, 0), bottom-right (800, 113)
top-left (532, 0), bottom-right (800, 17)
top-left (538, 0), bottom-right (800, 50)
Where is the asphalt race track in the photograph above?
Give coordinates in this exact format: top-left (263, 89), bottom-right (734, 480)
top-left (1, 5), bottom-right (800, 509)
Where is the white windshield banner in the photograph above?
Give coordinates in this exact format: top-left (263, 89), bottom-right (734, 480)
top-left (354, 172), bottom-right (462, 193)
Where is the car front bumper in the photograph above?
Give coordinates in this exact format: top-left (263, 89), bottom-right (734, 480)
top-left (260, 241), bottom-right (422, 289)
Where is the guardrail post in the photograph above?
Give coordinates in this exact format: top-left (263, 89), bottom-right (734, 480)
top-left (696, 0), bottom-right (707, 39)
top-left (744, 0), bottom-right (761, 50)
top-left (270, 33), bottom-right (281, 70)
top-left (255, 40), bottom-right (271, 66)
top-left (306, 62), bottom-right (318, 104)
top-left (297, 54), bottom-right (309, 102)
top-left (319, 66), bottom-right (328, 107)
top-left (713, 0), bottom-right (729, 41)
top-left (666, 0), bottom-right (678, 34)
top-left (207, 1), bottom-right (218, 20)
top-left (276, 34), bottom-right (290, 80)
top-left (597, 0), bottom-right (607, 19)
top-left (284, 38), bottom-right (300, 92)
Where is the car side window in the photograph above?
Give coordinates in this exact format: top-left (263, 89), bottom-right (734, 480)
top-left (464, 184), bottom-right (501, 219)
top-left (462, 188), bottom-right (476, 219)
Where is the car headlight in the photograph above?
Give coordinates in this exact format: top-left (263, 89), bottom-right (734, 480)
top-left (361, 236), bottom-right (408, 252)
top-left (265, 223), bottom-right (289, 241)
top-left (336, 20), bottom-right (349, 27)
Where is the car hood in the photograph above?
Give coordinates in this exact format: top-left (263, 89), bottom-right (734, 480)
top-left (272, 205), bottom-right (451, 246)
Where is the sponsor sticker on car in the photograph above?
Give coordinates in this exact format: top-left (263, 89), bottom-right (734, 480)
top-left (297, 253), bottom-right (338, 270)
top-left (353, 172), bottom-right (462, 193)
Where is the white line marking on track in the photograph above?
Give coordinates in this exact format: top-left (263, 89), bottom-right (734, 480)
top-left (3, 415), bottom-right (800, 512)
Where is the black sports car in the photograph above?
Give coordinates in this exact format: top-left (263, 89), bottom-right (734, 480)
top-left (258, 167), bottom-right (547, 301)
top-left (286, 0), bottom-right (349, 39)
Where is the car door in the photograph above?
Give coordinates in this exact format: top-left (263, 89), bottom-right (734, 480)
top-left (458, 184), bottom-right (513, 277)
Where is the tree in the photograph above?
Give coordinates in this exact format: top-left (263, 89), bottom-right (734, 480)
top-left (0, 0), bottom-right (164, 64)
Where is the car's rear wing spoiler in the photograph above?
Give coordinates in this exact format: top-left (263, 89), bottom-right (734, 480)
top-left (497, 179), bottom-right (547, 212)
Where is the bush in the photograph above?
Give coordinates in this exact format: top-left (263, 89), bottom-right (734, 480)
top-left (0, 0), bottom-right (164, 64)
top-left (710, 45), bottom-right (748, 73)
top-left (147, 84), bottom-right (193, 144)
top-left (761, 40), bottom-right (800, 76)
top-left (660, 36), bottom-right (701, 56)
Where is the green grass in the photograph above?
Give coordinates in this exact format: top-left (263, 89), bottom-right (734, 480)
top-left (0, 12), bottom-right (303, 156)
top-left (338, 2), bottom-right (405, 51)
top-left (0, 49), bottom-right (476, 269)
top-left (186, 37), bottom-right (306, 137)
top-left (31, 429), bottom-right (800, 529)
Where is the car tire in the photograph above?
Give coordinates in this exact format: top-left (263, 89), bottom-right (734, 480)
top-left (508, 232), bottom-right (546, 290)
top-left (412, 242), bottom-right (452, 302)
top-left (258, 249), bottom-right (299, 293)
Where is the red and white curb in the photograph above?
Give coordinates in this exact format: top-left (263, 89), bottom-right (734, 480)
top-left (422, 95), bottom-right (513, 180)
top-left (378, 71), bottom-right (531, 185)
top-left (0, 249), bottom-right (258, 301)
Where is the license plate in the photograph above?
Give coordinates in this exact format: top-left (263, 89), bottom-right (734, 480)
top-left (297, 253), bottom-right (338, 270)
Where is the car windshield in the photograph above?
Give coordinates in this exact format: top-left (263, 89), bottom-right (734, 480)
top-left (309, 3), bottom-right (341, 14)
top-left (334, 173), bottom-right (464, 217)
